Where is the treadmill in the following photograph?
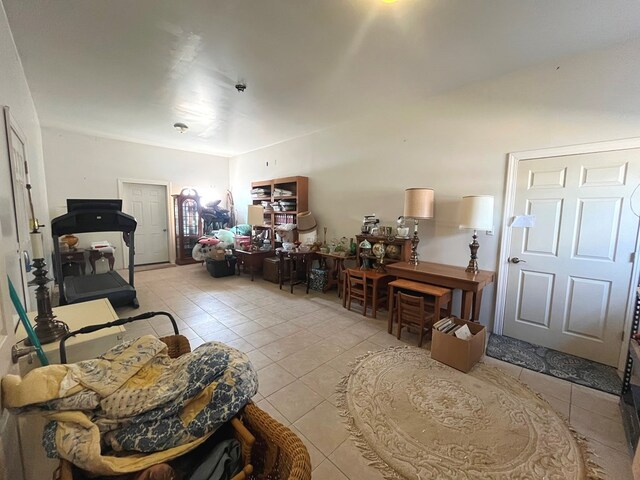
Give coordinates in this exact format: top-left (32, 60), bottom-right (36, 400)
top-left (51, 199), bottom-right (139, 308)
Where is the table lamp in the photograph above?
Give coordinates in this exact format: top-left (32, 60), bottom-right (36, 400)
top-left (403, 188), bottom-right (435, 265)
top-left (247, 205), bottom-right (264, 249)
top-left (459, 195), bottom-right (494, 273)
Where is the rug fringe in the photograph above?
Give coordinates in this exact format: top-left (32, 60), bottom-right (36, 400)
top-left (336, 347), bottom-right (409, 480)
top-left (337, 346), bottom-right (605, 479)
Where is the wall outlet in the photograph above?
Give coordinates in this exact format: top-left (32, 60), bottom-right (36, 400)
top-left (485, 227), bottom-right (494, 236)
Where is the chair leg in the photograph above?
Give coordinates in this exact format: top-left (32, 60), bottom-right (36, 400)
top-left (396, 306), bottom-right (402, 340)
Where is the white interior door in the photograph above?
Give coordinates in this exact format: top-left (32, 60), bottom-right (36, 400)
top-left (503, 149), bottom-right (640, 366)
top-left (122, 182), bottom-right (169, 265)
top-left (4, 107), bottom-right (31, 310)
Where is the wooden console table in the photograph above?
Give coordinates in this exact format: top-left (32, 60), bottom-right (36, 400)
top-left (385, 261), bottom-right (494, 321)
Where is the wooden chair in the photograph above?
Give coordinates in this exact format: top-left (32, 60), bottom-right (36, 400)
top-left (397, 292), bottom-right (433, 347)
top-left (387, 279), bottom-right (452, 334)
top-left (345, 269), bottom-right (369, 316)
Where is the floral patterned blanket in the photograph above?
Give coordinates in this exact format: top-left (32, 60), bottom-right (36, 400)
top-left (1, 336), bottom-right (258, 475)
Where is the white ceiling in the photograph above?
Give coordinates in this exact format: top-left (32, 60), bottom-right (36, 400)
top-left (4, 0), bottom-right (640, 157)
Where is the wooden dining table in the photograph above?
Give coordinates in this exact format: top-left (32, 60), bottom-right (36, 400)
top-left (385, 261), bottom-right (495, 321)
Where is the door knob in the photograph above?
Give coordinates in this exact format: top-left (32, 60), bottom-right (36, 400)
top-left (509, 257), bottom-right (526, 264)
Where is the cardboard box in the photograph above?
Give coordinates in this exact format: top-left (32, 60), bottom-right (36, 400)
top-left (431, 318), bottom-right (486, 373)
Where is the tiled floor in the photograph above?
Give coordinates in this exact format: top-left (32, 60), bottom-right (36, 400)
top-left (117, 264), bottom-right (633, 479)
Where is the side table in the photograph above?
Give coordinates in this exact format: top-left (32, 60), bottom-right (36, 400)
top-left (88, 249), bottom-right (115, 273)
top-left (276, 249), bottom-right (316, 294)
top-left (318, 252), bottom-right (356, 297)
top-left (235, 249), bottom-right (276, 281)
top-left (60, 248), bottom-right (86, 276)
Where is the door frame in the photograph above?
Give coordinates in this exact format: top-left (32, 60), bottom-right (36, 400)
top-left (495, 137), bottom-right (640, 370)
top-left (4, 106), bottom-right (31, 310)
top-left (117, 178), bottom-right (173, 268)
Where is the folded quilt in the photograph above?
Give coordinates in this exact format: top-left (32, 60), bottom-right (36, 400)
top-left (1, 336), bottom-right (258, 475)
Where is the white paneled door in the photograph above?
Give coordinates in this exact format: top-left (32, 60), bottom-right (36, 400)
top-left (503, 149), bottom-right (640, 366)
top-left (122, 183), bottom-right (169, 266)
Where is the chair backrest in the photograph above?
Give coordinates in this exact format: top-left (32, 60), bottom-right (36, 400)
top-left (347, 270), bottom-right (367, 299)
top-left (398, 292), bottom-right (425, 323)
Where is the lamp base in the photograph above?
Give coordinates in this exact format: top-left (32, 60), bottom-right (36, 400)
top-left (465, 231), bottom-right (480, 274)
top-left (25, 257), bottom-right (69, 345)
top-left (408, 219), bottom-right (420, 265)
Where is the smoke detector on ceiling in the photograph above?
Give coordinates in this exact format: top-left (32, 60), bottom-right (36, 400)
top-left (173, 122), bottom-right (189, 133)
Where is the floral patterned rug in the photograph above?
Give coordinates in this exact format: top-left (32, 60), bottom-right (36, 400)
top-left (486, 333), bottom-right (622, 395)
top-left (338, 347), bottom-right (601, 480)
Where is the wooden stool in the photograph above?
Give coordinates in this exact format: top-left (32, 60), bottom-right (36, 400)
top-left (387, 279), bottom-right (452, 334)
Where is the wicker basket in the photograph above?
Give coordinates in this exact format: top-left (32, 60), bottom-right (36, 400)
top-left (55, 335), bottom-right (311, 480)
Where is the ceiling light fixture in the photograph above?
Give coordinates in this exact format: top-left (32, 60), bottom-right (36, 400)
top-left (173, 122), bottom-right (189, 133)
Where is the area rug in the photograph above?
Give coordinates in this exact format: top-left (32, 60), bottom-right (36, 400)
top-left (337, 347), bottom-right (601, 480)
top-left (486, 333), bottom-right (622, 396)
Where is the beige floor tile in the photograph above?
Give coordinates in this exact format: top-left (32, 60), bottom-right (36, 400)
top-left (312, 459), bottom-right (348, 480)
top-left (480, 356), bottom-right (523, 379)
top-left (543, 394), bottom-right (570, 418)
top-left (244, 329), bottom-right (282, 348)
top-left (223, 337), bottom-right (255, 353)
top-left (289, 425), bottom-right (326, 471)
top-left (255, 399), bottom-right (290, 426)
top-left (260, 331), bottom-right (323, 361)
top-left (294, 401), bottom-right (349, 456)
top-left (326, 341), bottom-right (381, 374)
top-left (367, 329), bottom-right (410, 348)
top-left (278, 342), bottom-right (345, 378)
top-left (323, 331), bottom-right (369, 349)
top-left (253, 314), bottom-right (287, 328)
top-left (571, 384), bottom-right (621, 421)
top-left (189, 319), bottom-right (228, 336)
top-left (246, 349), bottom-right (274, 370)
top-left (329, 439), bottom-right (386, 480)
top-left (588, 438), bottom-right (633, 480)
top-left (257, 363), bottom-right (296, 397)
top-left (266, 380), bottom-right (324, 423)
top-left (570, 404), bottom-right (627, 453)
top-left (300, 364), bottom-right (345, 399)
top-left (229, 320), bottom-right (265, 337)
top-left (267, 321), bottom-right (303, 338)
top-left (519, 368), bottom-right (572, 403)
top-left (198, 327), bottom-right (239, 343)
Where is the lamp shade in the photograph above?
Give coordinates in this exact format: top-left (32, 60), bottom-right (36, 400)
top-left (459, 195), bottom-right (494, 230)
top-left (297, 211), bottom-right (317, 233)
top-left (247, 205), bottom-right (264, 226)
top-left (403, 188), bottom-right (435, 219)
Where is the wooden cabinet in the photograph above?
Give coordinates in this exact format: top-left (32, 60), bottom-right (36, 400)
top-left (251, 176), bottom-right (309, 242)
top-left (173, 188), bottom-right (202, 265)
top-left (355, 234), bottom-right (412, 267)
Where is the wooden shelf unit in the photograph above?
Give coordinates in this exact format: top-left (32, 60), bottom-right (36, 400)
top-left (251, 176), bottom-right (308, 241)
top-left (355, 234), bottom-right (413, 265)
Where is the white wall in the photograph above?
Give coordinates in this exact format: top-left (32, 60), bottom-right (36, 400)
top-left (42, 128), bottom-right (230, 267)
top-left (0, 2), bottom-right (49, 479)
top-left (230, 39), bottom-right (640, 327)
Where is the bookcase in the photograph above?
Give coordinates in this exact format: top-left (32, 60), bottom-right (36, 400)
top-left (251, 176), bottom-right (309, 242)
top-left (173, 188), bottom-right (201, 265)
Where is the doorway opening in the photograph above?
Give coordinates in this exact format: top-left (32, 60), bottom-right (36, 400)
top-left (118, 179), bottom-right (171, 268)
